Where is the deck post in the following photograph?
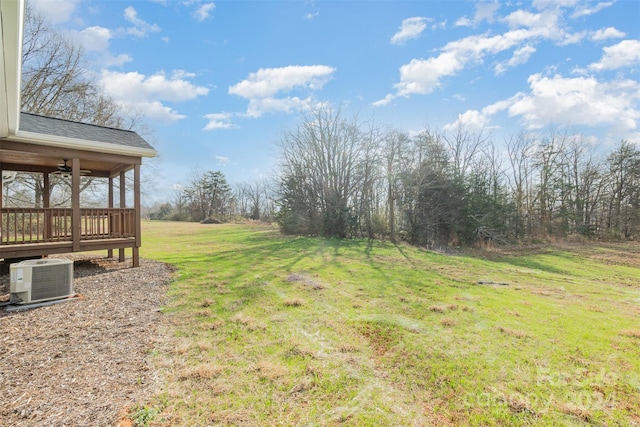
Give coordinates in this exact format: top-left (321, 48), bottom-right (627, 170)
top-left (133, 164), bottom-right (141, 267)
top-left (0, 169), bottom-right (3, 243)
top-left (43, 173), bottom-right (51, 241)
top-left (107, 176), bottom-right (114, 258)
top-left (72, 158), bottom-right (81, 252)
top-left (118, 171), bottom-right (126, 262)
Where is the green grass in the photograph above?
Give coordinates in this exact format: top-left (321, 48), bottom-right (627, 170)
top-left (140, 221), bottom-right (640, 426)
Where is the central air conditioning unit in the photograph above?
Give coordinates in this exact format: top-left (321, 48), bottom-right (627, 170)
top-left (10, 259), bottom-right (74, 304)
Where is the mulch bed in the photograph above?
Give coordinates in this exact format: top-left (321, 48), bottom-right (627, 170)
top-left (0, 255), bottom-right (173, 426)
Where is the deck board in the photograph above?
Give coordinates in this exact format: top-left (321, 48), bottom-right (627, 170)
top-left (0, 238), bottom-right (136, 259)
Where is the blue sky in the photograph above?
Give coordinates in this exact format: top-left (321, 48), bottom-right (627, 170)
top-left (30, 0), bottom-right (640, 203)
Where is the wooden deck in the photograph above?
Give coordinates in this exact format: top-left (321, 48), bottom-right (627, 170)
top-left (0, 208), bottom-right (139, 264)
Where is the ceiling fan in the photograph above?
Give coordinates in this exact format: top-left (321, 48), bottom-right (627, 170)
top-left (53, 159), bottom-right (91, 176)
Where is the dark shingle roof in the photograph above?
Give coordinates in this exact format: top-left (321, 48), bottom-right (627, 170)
top-left (19, 112), bottom-right (155, 152)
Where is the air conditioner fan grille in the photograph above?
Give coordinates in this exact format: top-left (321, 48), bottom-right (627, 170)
top-left (31, 264), bottom-right (73, 301)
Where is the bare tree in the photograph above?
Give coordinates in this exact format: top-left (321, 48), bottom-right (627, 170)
top-left (506, 132), bottom-right (536, 239)
top-left (382, 130), bottom-right (410, 243)
top-left (236, 180), bottom-right (273, 221)
top-left (276, 106), bottom-right (380, 237)
top-left (21, 4), bottom-right (123, 126)
top-left (604, 141), bottom-right (640, 238)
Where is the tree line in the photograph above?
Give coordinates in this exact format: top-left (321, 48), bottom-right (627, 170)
top-left (149, 171), bottom-right (276, 223)
top-left (151, 106), bottom-right (639, 248)
top-left (274, 107), bottom-right (640, 247)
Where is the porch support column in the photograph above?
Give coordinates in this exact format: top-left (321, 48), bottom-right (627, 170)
top-left (43, 174), bottom-right (50, 208)
top-left (0, 168), bottom-right (3, 244)
top-left (133, 163), bottom-right (141, 267)
top-left (119, 171), bottom-right (126, 262)
top-left (107, 176), bottom-right (114, 258)
top-left (43, 173), bottom-right (51, 241)
top-left (72, 158), bottom-right (81, 252)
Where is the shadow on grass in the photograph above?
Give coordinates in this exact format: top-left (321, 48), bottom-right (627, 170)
top-left (495, 253), bottom-right (571, 275)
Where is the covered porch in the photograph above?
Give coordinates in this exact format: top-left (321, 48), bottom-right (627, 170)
top-left (0, 113), bottom-right (155, 267)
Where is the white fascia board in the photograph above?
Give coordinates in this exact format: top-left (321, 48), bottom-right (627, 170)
top-left (0, 2), bottom-right (12, 137)
top-left (0, 33), bottom-right (9, 137)
top-left (12, 130), bottom-right (158, 158)
top-left (0, 0), bottom-right (23, 137)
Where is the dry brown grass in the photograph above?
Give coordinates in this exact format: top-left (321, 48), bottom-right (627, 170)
top-left (440, 318), bottom-right (457, 327)
top-left (283, 298), bottom-right (304, 307)
top-left (497, 326), bottom-right (530, 339)
top-left (559, 403), bottom-right (593, 422)
top-left (429, 305), bottom-right (447, 313)
top-left (619, 330), bottom-right (640, 338)
top-left (252, 360), bottom-right (289, 380)
top-left (178, 363), bottom-right (224, 380)
top-left (231, 313), bottom-right (265, 331)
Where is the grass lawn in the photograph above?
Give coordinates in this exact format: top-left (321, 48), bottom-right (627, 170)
top-left (139, 221), bottom-right (640, 426)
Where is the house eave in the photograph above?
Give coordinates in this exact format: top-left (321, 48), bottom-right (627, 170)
top-left (7, 130), bottom-right (157, 158)
top-left (0, 0), bottom-right (24, 138)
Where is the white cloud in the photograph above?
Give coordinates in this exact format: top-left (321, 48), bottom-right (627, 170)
top-left (375, 4), bottom-right (600, 106)
top-left (30, 0), bottom-right (79, 24)
top-left (447, 73), bottom-right (640, 141)
top-left (123, 6), bottom-right (161, 37)
top-left (589, 40), bottom-right (640, 71)
top-left (375, 27), bottom-right (542, 105)
top-left (229, 65), bottom-right (335, 99)
top-left (390, 17), bottom-right (429, 45)
top-left (444, 97), bottom-right (513, 132)
top-left (305, 11), bottom-right (320, 20)
top-left (194, 3), bottom-right (215, 22)
top-left (444, 109), bottom-right (489, 132)
top-left (482, 99), bottom-right (513, 117)
top-left (215, 156), bottom-right (231, 165)
top-left (454, 17), bottom-right (472, 27)
top-left (444, 74), bottom-right (640, 141)
top-left (228, 65), bottom-right (335, 117)
top-left (105, 54), bottom-right (133, 67)
top-left (507, 74), bottom-right (640, 132)
top-left (204, 66), bottom-right (334, 129)
top-left (532, 0), bottom-right (578, 9)
top-left (591, 27), bottom-right (626, 42)
top-left (372, 94), bottom-right (396, 107)
top-left (69, 26), bottom-right (132, 67)
top-left (245, 96), bottom-right (311, 118)
top-left (135, 101), bottom-right (187, 122)
top-left (502, 9), bottom-right (561, 39)
top-left (398, 52), bottom-right (463, 95)
top-left (474, 2), bottom-right (500, 23)
top-left (571, 1), bottom-right (614, 18)
top-left (203, 113), bottom-right (237, 130)
top-left (454, 2), bottom-right (500, 27)
top-left (495, 45), bottom-right (536, 74)
top-left (77, 26), bottom-right (112, 52)
top-left (98, 70), bottom-right (209, 122)
top-left (100, 70), bottom-right (208, 102)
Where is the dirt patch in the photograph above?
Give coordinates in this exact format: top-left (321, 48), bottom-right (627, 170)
top-left (0, 255), bottom-right (173, 426)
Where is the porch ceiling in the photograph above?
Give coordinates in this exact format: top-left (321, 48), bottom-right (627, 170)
top-left (0, 140), bottom-right (139, 178)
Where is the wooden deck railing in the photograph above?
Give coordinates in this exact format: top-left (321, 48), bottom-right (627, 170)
top-left (0, 208), bottom-right (136, 244)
